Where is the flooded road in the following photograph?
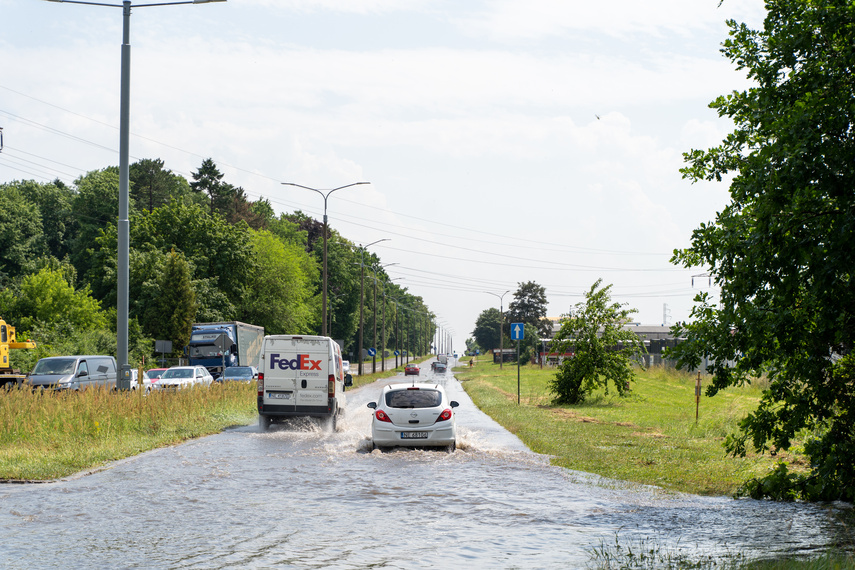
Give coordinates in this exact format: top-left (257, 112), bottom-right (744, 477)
top-left (1, 364), bottom-right (851, 568)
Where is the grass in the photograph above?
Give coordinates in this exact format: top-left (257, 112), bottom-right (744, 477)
top-left (0, 356), bottom-right (433, 481)
top-left (0, 381), bottom-right (257, 481)
top-left (454, 355), bottom-right (800, 497)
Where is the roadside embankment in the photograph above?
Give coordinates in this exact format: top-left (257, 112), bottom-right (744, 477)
top-left (454, 355), bottom-right (796, 496)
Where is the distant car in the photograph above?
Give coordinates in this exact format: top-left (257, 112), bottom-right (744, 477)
top-left (156, 366), bottom-right (214, 390)
top-left (341, 360), bottom-right (351, 374)
top-left (219, 366), bottom-right (257, 383)
top-left (146, 368), bottom-right (169, 386)
top-left (129, 369), bottom-right (153, 393)
top-left (433, 362), bottom-right (447, 374)
top-left (367, 383), bottom-right (459, 451)
top-left (404, 363), bottom-right (420, 376)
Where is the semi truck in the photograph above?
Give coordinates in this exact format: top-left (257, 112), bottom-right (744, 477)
top-left (185, 321), bottom-right (264, 377)
top-left (0, 317), bottom-right (37, 387)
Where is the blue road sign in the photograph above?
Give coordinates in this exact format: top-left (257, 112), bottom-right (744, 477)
top-left (511, 323), bottom-right (524, 341)
top-left (394, 350), bottom-right (400, 356)
top-left (367, 348), bottom-right (376, 357)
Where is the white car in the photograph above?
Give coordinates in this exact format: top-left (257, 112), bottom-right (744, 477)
top-left (342, 360), bottom-right (351, 374)
top-left (129, 369), bottom-right (153, 393)
top-left (156, 366), bottom-right (214, 391)
top-left (367, 383), bottom-right (459, 452)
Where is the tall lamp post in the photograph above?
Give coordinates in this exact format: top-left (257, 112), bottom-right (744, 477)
top-left (46, 0), bottom-right (226, 389)
top-left (485, 290), bottom-right (510, 369)
top-left (282, 182), bottom-right (369, 337)
top-left (356, 239), bottom-right (389, 376)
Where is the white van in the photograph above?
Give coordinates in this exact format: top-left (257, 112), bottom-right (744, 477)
top-left (257, 335), bottom-right (352, 431)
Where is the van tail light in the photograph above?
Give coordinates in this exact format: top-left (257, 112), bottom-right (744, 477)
top-left (375, 410), bottom-right (392, 423)
top-left (258, 372), bottom-right (264, 397)
top-left (435, 408), bottom-right (453, 423)
top-left (328, 374), bottom-right (335, 398)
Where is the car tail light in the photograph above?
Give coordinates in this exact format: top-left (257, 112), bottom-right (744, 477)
top-left (258, 372), bottom-right (264, 397)
top-left (328, 374), bottom-right (335, 398)
top-left (435, 408), bottom-right (453, 423)
top-left (375, 410), bottom-right (392, 423)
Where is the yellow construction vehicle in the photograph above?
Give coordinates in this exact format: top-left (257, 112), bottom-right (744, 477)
top-left (1, 317), bottom-right (36, 387)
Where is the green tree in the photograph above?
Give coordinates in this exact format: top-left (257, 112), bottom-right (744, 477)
top-left (129, 158), bottom-right (192, 213)
top-left (0, 184), bottom-right (43, 283)
top-left (507, 281), bottom-right (552, 338)
top-left (241, 230), bottom-right (317, 335)
top-left (70, 168), bottom-right (121, 279)
top-left (0, 267), bottom-right (108, 333)
top-left (549, 279), bottom-right (644, 404)
top-left (148, 249), bottom-right (197, 354)
top-left (190, 158), bottom-right (226, 217)
top-left (471, 307), bottom-right (503, 352)
top-left (671, 0), bottom-right (855, 502)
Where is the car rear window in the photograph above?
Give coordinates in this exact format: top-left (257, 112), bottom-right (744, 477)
top-left (385, 389), bottom-right (442, 409)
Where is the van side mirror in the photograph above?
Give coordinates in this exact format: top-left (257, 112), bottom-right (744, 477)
top-left (450, 401), bottom-right (459, 408)
top-left (367, 402), bottom-right (377, 409)
top-left (230, 344), bottom-right (238, 355)
top-left (77, 370), bottom-right (88, 377)
top-left (344, 374), bottom-right (353, 387)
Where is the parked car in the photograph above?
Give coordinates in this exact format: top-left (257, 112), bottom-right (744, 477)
top-left (130, 369), bottom-right (153, 393)
top-left (404, 363), bottom-right (420, 376)
top-left (219, 366), bottom-right (257, 383)
top-left (146, 368), bottom-right (169, 385)
top-left (156, 366), bottom-right (214, 391)
top-left (27, 355), bottom-right (118, 391)
top-left (367, 383), bottom-right (459, 452)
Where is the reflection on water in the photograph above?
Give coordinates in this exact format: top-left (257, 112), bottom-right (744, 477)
top-left (0, 367), bottom-right (852, 569)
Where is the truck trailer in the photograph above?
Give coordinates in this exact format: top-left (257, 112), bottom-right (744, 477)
top-left (185, 321), bottom-right (264, 377)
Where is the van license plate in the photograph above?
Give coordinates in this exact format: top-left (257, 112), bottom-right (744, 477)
top-left (268, 392), bottom-right (292, 399)
top-left (401, 432), bottom-right (428, 439)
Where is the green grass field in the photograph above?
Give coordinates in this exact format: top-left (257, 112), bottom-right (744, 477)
top-left (454, 355), bottom-right (800, 497)
top-left (0, 382), bottom-right (257, 481)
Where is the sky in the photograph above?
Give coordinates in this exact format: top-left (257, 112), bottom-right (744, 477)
top-left (0, 0), bottom-right (768, 351)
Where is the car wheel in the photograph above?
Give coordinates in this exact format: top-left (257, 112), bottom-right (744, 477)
top-left (325, 412), bottom-right (338, 432)
top-left (259, 414), bottom-right (271, 431)
top-left (447, 441), bottom-right (456, 453)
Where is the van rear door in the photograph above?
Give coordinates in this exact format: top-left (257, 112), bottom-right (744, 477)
top-left (262, 339), bottom-right (297, 411)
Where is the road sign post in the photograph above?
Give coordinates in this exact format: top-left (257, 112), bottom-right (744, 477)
top-left (511, 323), bottom-right (524, 405)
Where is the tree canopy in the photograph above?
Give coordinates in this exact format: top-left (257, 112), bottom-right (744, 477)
top-left (506, 281), bottom-right (551, 338)
top-left (549, 279), bottom-right (644, 404)
top-left (671, 0), bottom-right (855, 501)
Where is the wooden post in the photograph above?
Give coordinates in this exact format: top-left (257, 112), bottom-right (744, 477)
top-left (695, 371), bottom-right (702, 422)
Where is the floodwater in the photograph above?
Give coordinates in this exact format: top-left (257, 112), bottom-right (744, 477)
top-left (1, 362), bottom-right (851, 568)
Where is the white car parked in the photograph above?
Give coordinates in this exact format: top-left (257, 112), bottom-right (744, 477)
top-left (367, 383), bottom-right (459, 452)
top-left (156, 366), bottom-right (214, 391)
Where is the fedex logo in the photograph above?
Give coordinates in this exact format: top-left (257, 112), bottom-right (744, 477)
top-left (269, 353), bottom-right (322, 371)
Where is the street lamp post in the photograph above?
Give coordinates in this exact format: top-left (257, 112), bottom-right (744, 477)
top-left (356, 239), bottom-right (388, 376)
top-left (485, 290), bottom-right (510, 369)
top-left (282, 182), bottom-right (369, 337)
top-left (46, 0), bottom-right (226, 390)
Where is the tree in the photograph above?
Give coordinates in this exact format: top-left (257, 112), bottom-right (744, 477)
top-left (241, 230), bottom-right (317, 335)
top-left (147, 249), bottom-right (197, 355)
top-left (0, 184), bottom-right (44, 283)
top-left (0, 267), bottom-right (108, 333)
top-left (190, 158), bottom-right (226, 216)
top-left (507, 281), bottom-right (551, 337)
top-left (471, 307), bottom-right (503, 352)
top-left (671, 0), bottom-right (855, 501)
top-left (549, 279), bottom-right (644, 404)
top-left (129, 158), bottom-right (191, 213)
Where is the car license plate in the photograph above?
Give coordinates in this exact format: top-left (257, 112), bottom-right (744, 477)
top-left (401, 432), bottom-right (428, 439)
top-left (268, 392), bottom-right (292, 399)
